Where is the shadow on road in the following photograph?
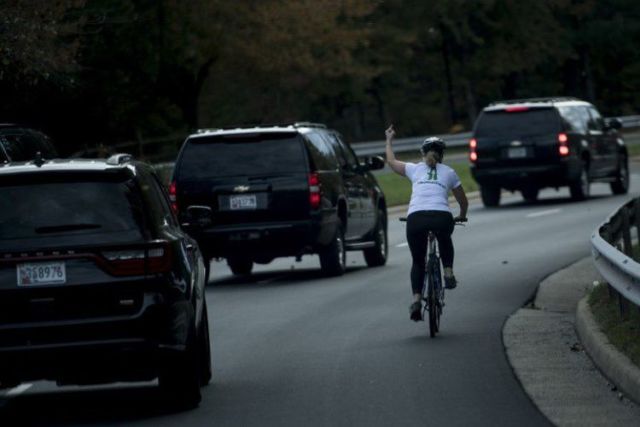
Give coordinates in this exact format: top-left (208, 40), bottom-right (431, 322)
top-left (0, 385), bottom-right (187, 426)
top-left (483, 193), bottom-right (610, 210)
top-left (208, 266), bottom-right (368, 289)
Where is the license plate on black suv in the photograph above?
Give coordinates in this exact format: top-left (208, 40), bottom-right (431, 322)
top-left (229, 194), bottom-right (257, 210)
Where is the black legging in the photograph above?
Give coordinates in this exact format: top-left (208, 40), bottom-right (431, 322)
top-left (406, 210), bottom-right (455, 294)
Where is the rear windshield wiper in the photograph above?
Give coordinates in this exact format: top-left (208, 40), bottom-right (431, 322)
top-left (35, 223), bottom-right (102, 234)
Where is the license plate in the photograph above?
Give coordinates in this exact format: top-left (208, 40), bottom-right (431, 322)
top-left (508, 147), bottom-right (527, 158)
top-left (17, 262), bottom-right (67, 286)
top-left (230, 194), bottom-right (257, 210)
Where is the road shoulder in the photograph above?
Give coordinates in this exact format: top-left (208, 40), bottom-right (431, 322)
top-left (502, 257), bottom-right (640, 426)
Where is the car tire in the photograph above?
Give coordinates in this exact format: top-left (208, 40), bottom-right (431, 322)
top-left (158, 325), bottom-right (202, 409)
top-left (480, 185), bottom-right (501, 207)
top-left (364, 210), bottom-right (387, 267)
top-left (521, 187), bottom-right (539, 203)
top-left (319, 220), bottom-right (346, 276)
top-left (198, 303), bottom-right (212, 386)
top-left (227, 257), bottom-right (253, 276)
top-left (611, 155), bottom-right (629, 195)
top-left (569, 163), bottom-right (590, 201)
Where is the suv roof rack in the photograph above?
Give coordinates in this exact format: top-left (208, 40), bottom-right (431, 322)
top-left (106, 153), bottom-right (134, 165)
top-left (196, 122), bottom-right (328, 132)
top-left (488, 97), bottom-right (581, 106)
top-left (292, 122), bottom-right (327, 129)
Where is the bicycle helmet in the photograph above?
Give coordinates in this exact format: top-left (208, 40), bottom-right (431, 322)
top-left (420, 137), bottom-right (446, 161)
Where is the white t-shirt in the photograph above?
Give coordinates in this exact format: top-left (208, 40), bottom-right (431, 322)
top-left (405, 162), bottom-right (461, 215)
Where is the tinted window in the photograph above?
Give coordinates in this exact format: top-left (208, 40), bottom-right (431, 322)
top-left (326, 133), bottom-right (358, 169)
top-left (475, 108), bottom-right (561, 138)
top-left (304, 132), bottom-right (338, 170)
top-left (178, 133), bottom-right (307, 180)
top-left (587, 107), bottom-right (604, 131)
top-left (0, 133), bottom-right (28, 161)
top-left (558, 106), bottom-right (587, 133)
top-left (0, 176), bottom-right (145, 245)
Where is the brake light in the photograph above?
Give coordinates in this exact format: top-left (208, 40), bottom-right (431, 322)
top-left (469, 138), bottom-right (478, 163)
top-left (558, 133), bottom-right (569, 156)
top-left (169, 181), bottom-right (178, 213)
top-left (505, 106), bottom-right (529, 112)
top-left (308, 173), bottom-right (321, 209)
top-left (101, 242), bottom-right (172, 276)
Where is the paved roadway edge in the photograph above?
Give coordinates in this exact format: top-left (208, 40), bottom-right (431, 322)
top-left (576, 295), bottom-right (640, 404)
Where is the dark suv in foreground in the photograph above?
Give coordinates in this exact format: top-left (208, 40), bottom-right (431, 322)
top-left (0, 154), bottom-right (211, 407)
top-left (171, 122), bottom-right (388, 276)
top-left (469, 97), bottom-right (628, 206)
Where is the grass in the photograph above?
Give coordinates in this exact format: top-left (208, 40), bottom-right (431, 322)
top-left (588, 282), bottom-right (640, 367)
top-left (376, 160), bottom-right (478, 207)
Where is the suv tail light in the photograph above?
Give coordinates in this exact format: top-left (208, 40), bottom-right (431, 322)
top-left (169, 181), bottom-right (178, 213)
top-left (308, 173), bottom-right (321, 209)
top-left (469, 138), bottom-right (478, 163)
top-left (101, 241), bottom-right (172, 276)
top-left (558, 133), bottom-right (569, 156)
top-left (505, 106), bottom-right (529, 113)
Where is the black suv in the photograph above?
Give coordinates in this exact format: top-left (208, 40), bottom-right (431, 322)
top-left (0, 124), bottom-right (57, 162)
top-left (171, 122), bottom-right (388, 276)
top-left (469, 97), bottom-right (628, 206)
top-left (0, 154), bottom-right (211, 407)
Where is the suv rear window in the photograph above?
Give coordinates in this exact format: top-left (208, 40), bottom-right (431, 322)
top-left (475, 108), bottom-right (561, 138)
top-left (0, 176), bottom-right (145, 245)
top-left (178, 133), bottom-right (308, 180)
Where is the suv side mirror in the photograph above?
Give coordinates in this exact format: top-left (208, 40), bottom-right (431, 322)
top-left (361, 155), bottom-right (385, 171)
top-left (605, 118), bottom-right (623, 130)
top-left (185, 205), bottom-right (213, 228)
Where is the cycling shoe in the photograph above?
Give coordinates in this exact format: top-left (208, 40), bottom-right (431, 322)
top-left (409, 301), bottom-right (422, 321)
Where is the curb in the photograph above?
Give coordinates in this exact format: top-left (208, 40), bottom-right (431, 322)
top-left (576, 296), bottom-right (640, 404)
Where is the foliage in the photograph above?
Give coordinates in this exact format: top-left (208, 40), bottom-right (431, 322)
top-left (0, 1), bottom-right (639, 156)
top-left (589, 282), bottom-right (640, 366)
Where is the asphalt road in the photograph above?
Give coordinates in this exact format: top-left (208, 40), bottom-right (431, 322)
top-left (2, 164), bottom-right (639, 426)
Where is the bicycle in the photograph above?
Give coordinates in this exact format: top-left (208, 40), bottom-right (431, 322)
top-left (400, 217), bottom-right (466, 337)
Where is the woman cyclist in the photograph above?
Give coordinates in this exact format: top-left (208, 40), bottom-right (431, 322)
top-left (385, 125), bottom-right (468, 321)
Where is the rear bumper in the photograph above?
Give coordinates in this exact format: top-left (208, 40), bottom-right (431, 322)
top-left (0, 290), bottom-right (194, 385)
top-left (471, 159), bottom-right (581, 190)
top-left (190, 217), bottom-right (336, 260)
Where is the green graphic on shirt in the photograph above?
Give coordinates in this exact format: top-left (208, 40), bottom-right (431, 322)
top-left (427, 167), bottom-right (438, 181)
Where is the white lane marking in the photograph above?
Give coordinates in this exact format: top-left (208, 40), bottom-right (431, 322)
top-left (396, 242), bottom-right (409, 248)
top-left (526, 208), bottom-right (562, 218)
top-left (5, 384), bottom-right (32, 396)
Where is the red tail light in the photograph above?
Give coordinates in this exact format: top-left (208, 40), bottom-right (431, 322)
top-left (558, 133), bottom-right (569, 156)
top-left (469, 138), bottom-right (478, 163)
top-left (505, 106), bottom-right (529, 112)
top-left (308, 173), bottom-right (321, 209)
top-left (101, 242), bottom-right (172, 276)
top-left (169, 181), bottom-right (178, 213)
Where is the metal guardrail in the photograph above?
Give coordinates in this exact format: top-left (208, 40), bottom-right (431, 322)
top-left (353, 115), bottom-right (640, 156)
top-left (591, 198), bottom-right (640, 317)
top-left (74, 115), bottom-right (640, 160)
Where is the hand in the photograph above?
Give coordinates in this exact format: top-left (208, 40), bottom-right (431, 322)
top-left (385, 124), bottom-right (395, 142)
top-left (454, 215), bottom-right (467, 223)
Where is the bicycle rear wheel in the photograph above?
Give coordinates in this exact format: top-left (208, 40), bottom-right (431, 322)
top-left (427, 264), bottom-right (439, 337)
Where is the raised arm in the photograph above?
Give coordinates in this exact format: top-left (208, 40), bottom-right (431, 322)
top-left (385, 125), bottom-right (406, 176)
top-left (451, 185), bottom-right (468, 221)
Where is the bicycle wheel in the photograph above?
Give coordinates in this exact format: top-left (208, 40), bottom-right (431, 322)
top-left (427, 262), bottom-right (439, 338)
top-left (432, 260), bottom-right (443, 333)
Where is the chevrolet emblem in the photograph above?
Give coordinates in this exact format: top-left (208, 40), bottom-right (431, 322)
top-left (234, 185), bottom-right (250, 193)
